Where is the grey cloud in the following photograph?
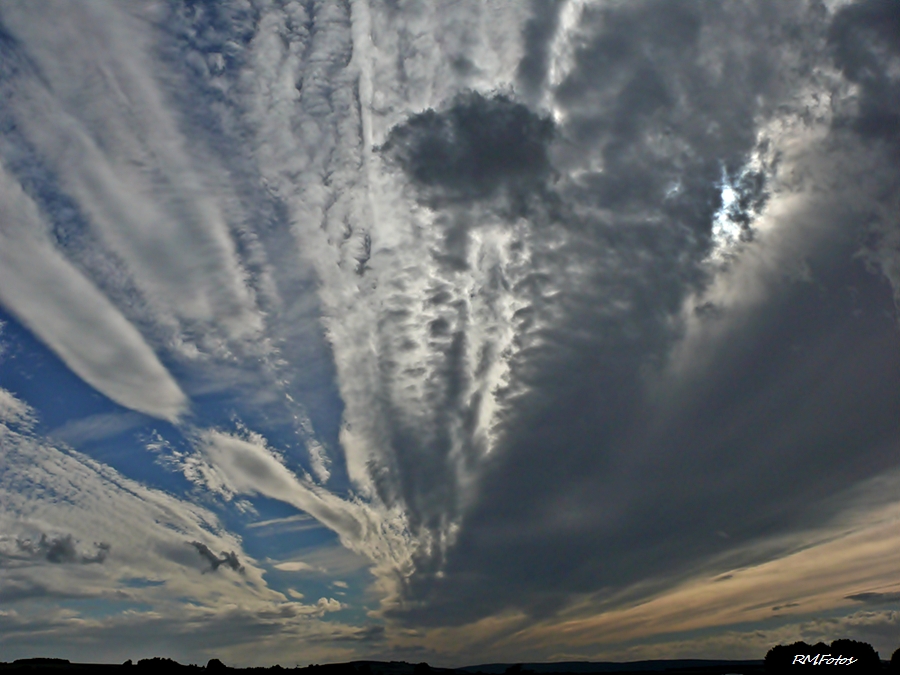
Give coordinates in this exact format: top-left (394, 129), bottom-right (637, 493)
top-left (191, 541), bottom-right (245, 573)
top-left (847, 592), bottom-right (900, 605)
top-left (403, 224), bottom-right (900, 627)
top-left (549, 1), bottom-right (809, 227)
top-left (374, 0), bottom-right (900, 630)
top-left (14, 534), bottom-right (110, 565)
top-left (379, 91), bottom-right (556, 215)
top-left (516, 0), bottom-right (566, 105)
top-left (370, 94), bottom-right (562, 545)
top-left (772, 603), bottom-right (800, 611)
top-left (827, 0), bottom-right (900, 310)
top-left (0, 578), bottom-right (87, 603)
top-left (329, 625), bottom-right (387, 643)
top-left (0, 599), bottom-right (371, 666)
top-left (828, 0), bottom-right (900, 145)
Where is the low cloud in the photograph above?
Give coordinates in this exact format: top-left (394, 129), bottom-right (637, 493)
top-left (331, 624), bottom-right (386, 643)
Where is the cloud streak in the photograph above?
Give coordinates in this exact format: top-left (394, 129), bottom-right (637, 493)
top-left (0, 161), bottom-right (188, 422)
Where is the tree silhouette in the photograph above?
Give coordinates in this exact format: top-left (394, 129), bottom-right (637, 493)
top-left (831, 638), bottom-right (880, 667)
top-left (765, 638), bottom-right (879, 670)
top-left (891, 646), bottom-right (900, 671)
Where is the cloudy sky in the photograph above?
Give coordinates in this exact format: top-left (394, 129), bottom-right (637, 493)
top-left (0, 0), bottom-right (899, 667)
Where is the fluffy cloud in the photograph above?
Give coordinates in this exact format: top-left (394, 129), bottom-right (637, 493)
top-left (183, 426), bottom-right (418, 604)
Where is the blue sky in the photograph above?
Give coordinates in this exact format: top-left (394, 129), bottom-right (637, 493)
top-left (1, 0), bottom-right (900, 667)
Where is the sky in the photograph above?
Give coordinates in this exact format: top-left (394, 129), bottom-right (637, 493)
top-left (0, 0), bottom-right (899, 667)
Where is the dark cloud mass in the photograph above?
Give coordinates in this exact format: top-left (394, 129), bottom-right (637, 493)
top-left (380, 91), bottom-right (556, 212)
top-left (13, 534), bottom-right (110, 565)
top-left (829, 0), bottom-right (900, 145)
top-left (191, 541), bottom-right (244, 573)
top-left (847, 592), bottom-right (900, 605)
top-left (376, 0), bottom-right (900, 630)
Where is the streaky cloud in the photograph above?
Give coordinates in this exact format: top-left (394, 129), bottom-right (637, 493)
top-left (0, 162), bottom-right (188, 422)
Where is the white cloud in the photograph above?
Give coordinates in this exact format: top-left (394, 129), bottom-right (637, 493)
top-left (0, 599), bottom-right (376, 667)
top-left (274, 561), bottom-right (318, 573)
top-left (48, 412), bottom-right (146, 446)
top-left (0, 387), bottom-right (35, 430)
top-left (236, 0), bottom-right (539, 582)
top-left (0, 2), bottom-right (267, 351)
top-left (0, 162), bottom-right (188, 422)
top-left (311, 597), bottom-right (346, 614)
top-left (0, 389), bottom-right (381, 665)
top-left (193, 427), bottom-right (416, 597)
top-left (246, 514), bottom-right (320, 532)
top-left (0, 395), bottom-right (274, 616)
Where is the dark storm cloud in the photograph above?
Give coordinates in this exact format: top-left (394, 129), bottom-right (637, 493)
top-left (11, 534), bottom-right (110, 565)
top-left (847, 592), bottom-right (900, 605)
top-left (191, 541), bottom-right (245, 573)
top-left (379, 91), bottom-right (556, 214)
top-left (378, 0), bottom-right (900, 630)
top-left (828, 0), bottom-right (900, 145)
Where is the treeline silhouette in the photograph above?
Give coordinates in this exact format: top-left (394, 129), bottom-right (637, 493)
top-left (7, 642), bottom-right (900, 675)
top-left (764, 638), bottom-right (900, 670)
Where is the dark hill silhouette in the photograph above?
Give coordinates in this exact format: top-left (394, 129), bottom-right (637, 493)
top-left (0, 658), bottom-right (770, 674)
top-left (6, 636), bottom-right (898, 673)
top-left (0, 641), bottom-right (888, 675)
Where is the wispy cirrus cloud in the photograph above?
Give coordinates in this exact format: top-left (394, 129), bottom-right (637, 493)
top-left (0, 387), bottom-right (378, 664)
top-left (0, 160), bottom-right (188, 422)
top-left (0, 1), bottom-right (268, 351)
